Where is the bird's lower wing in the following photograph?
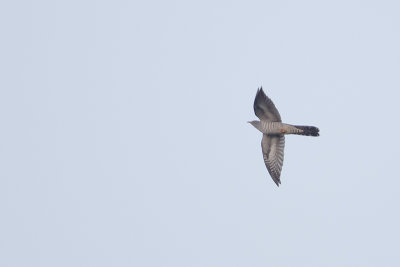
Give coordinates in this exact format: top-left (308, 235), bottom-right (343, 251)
top-left (262, 134), bottom-right (285, 186)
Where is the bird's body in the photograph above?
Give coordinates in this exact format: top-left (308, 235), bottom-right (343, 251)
top-left (249, 87), bottom-right (319, 186)
top-left (248, 121), bottom-right (305, 135)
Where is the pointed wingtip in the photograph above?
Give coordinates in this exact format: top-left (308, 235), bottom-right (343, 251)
top-left (255, 87), bottom-right (264, 98)
top-left (273, 179), bottom-right (281, 187)
top-left (256, 86), bottom-right (266, 95)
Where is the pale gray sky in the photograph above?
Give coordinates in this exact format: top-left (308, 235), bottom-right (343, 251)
top-left (1, 0), bottom-right (400, 266)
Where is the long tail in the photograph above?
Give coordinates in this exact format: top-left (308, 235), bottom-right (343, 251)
top-left (294, 125), bottom-right (319, 136)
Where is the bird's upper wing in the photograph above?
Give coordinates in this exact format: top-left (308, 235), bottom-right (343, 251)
top-left (254, 87), bottom-right (282, 122)
top-left (262, 134), bottom-right (285, 186)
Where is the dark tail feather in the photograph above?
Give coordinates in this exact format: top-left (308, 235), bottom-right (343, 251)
top-left (294, 125), bottom-right (320, 136)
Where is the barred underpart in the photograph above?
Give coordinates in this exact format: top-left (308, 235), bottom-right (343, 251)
top-left (260, 121), bottom-right (310, 135)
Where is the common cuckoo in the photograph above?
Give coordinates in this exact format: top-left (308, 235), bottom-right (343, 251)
top-left (249, 87), bottom-right (319, 186)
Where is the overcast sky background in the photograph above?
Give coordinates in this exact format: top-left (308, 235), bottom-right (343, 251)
top-left (1, 0), bottom-right (400, 266)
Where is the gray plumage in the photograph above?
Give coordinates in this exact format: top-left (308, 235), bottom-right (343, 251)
top-left (249, 87), bottom-right (319, 186)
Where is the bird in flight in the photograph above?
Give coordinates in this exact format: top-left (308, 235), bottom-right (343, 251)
top-left (249, 87), bottom-right (319, 186)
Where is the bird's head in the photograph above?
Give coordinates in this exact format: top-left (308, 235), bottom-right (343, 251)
top-left (248, 120), bottom-right (261, 130)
